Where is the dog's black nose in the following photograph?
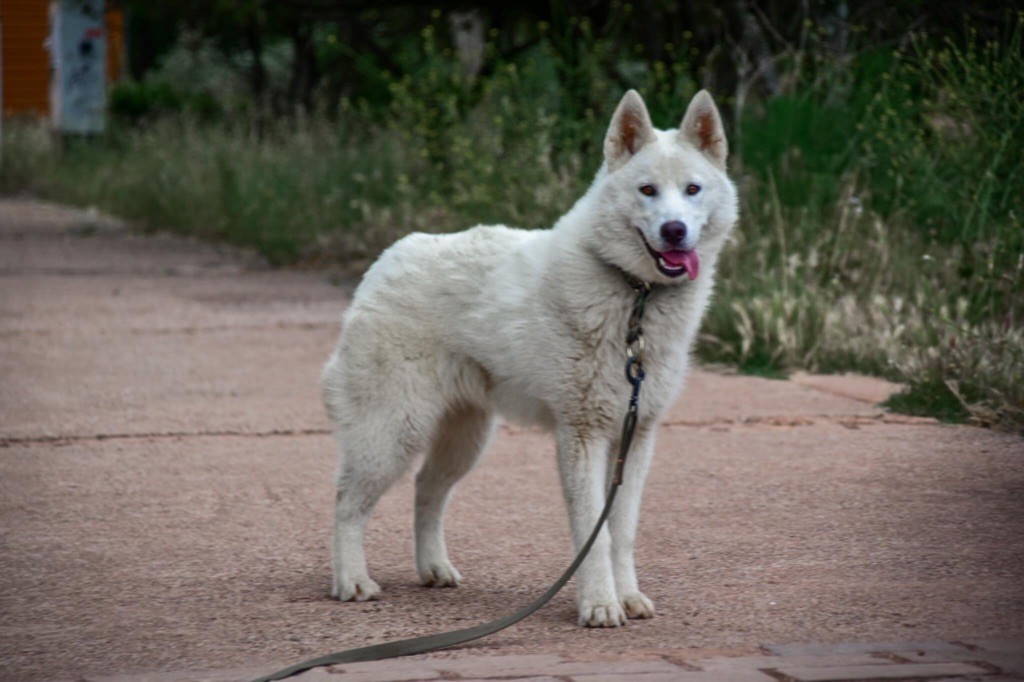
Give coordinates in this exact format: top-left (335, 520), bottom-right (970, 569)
top-left (660, 221), bottom-right (687, 248)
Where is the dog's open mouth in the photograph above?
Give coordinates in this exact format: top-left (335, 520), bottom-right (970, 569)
top-left (637, 230), bottom-right (700, 280)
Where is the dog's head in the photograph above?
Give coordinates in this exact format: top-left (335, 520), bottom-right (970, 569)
top-left (589, 89), bottom-right (739, 285)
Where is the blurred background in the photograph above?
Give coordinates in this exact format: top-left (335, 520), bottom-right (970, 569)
top-left (1, 0), bottom-right (1021, 432)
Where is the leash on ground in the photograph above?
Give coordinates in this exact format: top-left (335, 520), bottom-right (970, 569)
top-left (253, 280), bottom-right (654, 682)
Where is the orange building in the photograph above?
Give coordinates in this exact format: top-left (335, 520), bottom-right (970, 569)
top-left (1, 0), bottom-right (124, 117)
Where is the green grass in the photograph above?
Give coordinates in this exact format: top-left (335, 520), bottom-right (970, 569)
top-left (2, 14), bottom-right (1022, 433)
top-left (884, 382), bottom-right (972, 424)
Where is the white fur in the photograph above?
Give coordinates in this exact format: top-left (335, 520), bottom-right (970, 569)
top-left (322, 90), bottom-right (739, 626)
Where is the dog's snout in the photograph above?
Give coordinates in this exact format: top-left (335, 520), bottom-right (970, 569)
top-left (660, 221), bottom-right (687, 248)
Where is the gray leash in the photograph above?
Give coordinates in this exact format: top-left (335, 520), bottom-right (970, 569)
top-left (254, 280), bottom-right (654, 682)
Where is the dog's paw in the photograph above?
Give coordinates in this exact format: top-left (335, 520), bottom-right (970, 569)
top-left (578, 599), bottom-right (627, 628)
top-left (620, 591), bottom-right (656, 619)
top-left (332, 574), bottom-right (381, 602)
top-left (418, 561), bottom-right (462, 588)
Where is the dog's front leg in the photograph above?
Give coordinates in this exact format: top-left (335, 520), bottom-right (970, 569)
top-left (608, 429), bottom-right (656, 619)
top-left (556, 426), bottom-right (626, 627)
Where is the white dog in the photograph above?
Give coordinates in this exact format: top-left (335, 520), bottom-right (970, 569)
top-left (322, 89), bottom-right (738, 627)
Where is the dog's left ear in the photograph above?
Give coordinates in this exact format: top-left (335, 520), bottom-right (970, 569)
top-left (678, 90), bottom-right (727, 171)
top-left (604, 90), bottom-right (656, 172)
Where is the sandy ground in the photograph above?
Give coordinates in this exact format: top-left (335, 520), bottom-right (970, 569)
top-left (0, 198), bottom-right (1021, 681)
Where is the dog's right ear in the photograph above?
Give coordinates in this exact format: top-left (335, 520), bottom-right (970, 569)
top-left (604, 90), bottom-right (656, 172)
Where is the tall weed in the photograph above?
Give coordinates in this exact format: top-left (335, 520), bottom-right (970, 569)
top-left (1, 14), bottom-right (1022, 432)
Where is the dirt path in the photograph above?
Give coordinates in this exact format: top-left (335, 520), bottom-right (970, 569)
top-left (1, 198), bottom-right (1021, 681)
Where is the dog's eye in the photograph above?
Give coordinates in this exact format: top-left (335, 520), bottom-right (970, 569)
top-left (686, 183), bottom-right (701, 196)
top-left (639, 185), bottom-right (658, 197)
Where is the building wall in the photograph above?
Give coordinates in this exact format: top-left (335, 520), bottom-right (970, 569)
top-left (1, 0), bottom-right (51, 116)
top-left (1, 0), bottom-right (124, 117)
top-left (105, 5), bottom-right (124, 81)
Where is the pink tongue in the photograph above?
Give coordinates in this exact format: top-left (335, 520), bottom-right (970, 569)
top-left (661, 249), bottom-right (700, 280)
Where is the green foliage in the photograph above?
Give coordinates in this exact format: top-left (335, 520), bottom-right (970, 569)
top-left (738, 93), bottom-right (862, 208)
top-left (109, 81), bottom-right (222, 122)
top-left (2, 12), bottom-right (1023, 433)
top-left (705, 13), bottom-right (1024, 433)
top-left (864, 22), bottom-right (1024, 242)
top-left (884, 381), bottom-right (972, 424)
top-left (860, 19), bottom-right (1024, 325)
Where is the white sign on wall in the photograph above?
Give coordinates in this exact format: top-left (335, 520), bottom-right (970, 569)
top-left (50, 0), bottom-right (106, 134)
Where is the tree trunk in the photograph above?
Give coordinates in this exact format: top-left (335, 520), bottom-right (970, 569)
top-left (245, 19), bottom-right (267, 106)
top-left (289, 21), bottom-right (318, 111)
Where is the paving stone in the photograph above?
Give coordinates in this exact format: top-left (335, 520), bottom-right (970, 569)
top-left (337, 655), bottom-right (560, 676)
top-left (764, 641), bottom-right (974, 657)
top-left (538, 659), bottom-right (685, 677)
top-left (962, 637), bottom-right (1024, 655)
top-left (773, 661), bottom-right (989, 681)
top-left (954, 637), bottom-right (1024, 676)
top-left (881, 638), bottom-right (1023, 676)
top-left (695, 653), bottom-right (886, 670)
top-left (574, 673), bottom-right (772, 682)
top-left (300, 655), bottom-right (682, 682)
top-left (82, 668), bottom-right (276, 682)
top-left (85, 664), bottom-right (438, 682)
top-left (458, 678), bottom-right (561, 682)
top-left (978, 654), bottom-right (1024, 676)
top-left (431, 654), bottom-right (681, 678)
top-left (73, 652), bottom-right (1008, 682)
top-left (323, 658), bottom-right (443, 681)
top-left (288, 669), bottom-right (341, 681)
top-left (885, 649), bottom-right (976, 664)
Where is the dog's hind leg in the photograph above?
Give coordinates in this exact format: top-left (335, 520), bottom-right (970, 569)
top-left (330, 430), bottom-right (413, 602)
top-left (326, 352), bottom-right (445, 602)
top-left (415, 404), bottom-right (495, 587)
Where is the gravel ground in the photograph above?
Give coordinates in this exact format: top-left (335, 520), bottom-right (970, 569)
top-left (1, 198), bottom-right (1021, 681)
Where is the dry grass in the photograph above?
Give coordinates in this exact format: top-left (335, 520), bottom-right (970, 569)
top-left (2, 15), bottom-right (1022, 432)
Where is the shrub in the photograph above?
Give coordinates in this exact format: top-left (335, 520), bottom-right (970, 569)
top-left (2, 13), bottom-right (1022, 432)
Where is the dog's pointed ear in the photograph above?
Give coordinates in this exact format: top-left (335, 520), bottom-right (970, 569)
top-left (678, 90), bottom-right (727, 170)
top-left (604, 90), bottom-right (656, 171)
